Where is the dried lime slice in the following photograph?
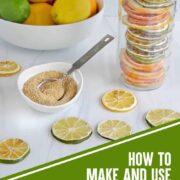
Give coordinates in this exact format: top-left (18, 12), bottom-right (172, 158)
top-left (97, 120), bottom-right (132, 140)
top-left (146, 109), bottom-right (180, 127)
top-left (51, 117), bottom-right (92, 144)
top-left (0, 138), bottom-right (30, 164)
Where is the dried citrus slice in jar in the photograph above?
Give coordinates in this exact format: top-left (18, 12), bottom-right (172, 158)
top-left (97, 120), bottom-right (132, 140)
top-left (0, 61), bottom-right (21, 76)
top-left (102, 89), bottom-right (137, 112)
top-left (0, 138), bottom-right (30, 164)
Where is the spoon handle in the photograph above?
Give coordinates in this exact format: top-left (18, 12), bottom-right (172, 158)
top-left (67, 34), bottom-right (114, 75)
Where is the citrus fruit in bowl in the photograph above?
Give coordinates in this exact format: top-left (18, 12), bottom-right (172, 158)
top-left (0, 0), bottom-right (104, 50)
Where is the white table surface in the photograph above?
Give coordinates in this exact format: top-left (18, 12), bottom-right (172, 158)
top-left (0, 17), bottom-right (180, 178)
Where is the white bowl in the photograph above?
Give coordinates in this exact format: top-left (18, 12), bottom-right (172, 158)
top-left (18, 62), bottom-right (83, 113)
top-left (0, 0), bottom-right (104, 50)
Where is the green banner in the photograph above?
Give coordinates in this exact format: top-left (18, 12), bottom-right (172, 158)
top-left (3, 121), bottom-right (179, 180)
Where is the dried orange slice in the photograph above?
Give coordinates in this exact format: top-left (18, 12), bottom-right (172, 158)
top-left (0, 138), bottom-right (30, 164)
top-left (122, 16), bottom-right (173, 31)
top-left (0, 61), bottom-right (21, 76)
top-left (102, 89), bottom-right (137, 112)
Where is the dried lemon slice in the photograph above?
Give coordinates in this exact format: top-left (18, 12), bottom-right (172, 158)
top-left (0, 138), bottom-right (30, 164)
top-left (0, 61), bottom-right (21, 76)
top-left (51, 117), bottom-right (92, 144)
top-left (146, 109), bottom-right (180, 127)
top-left (97, 120), bottom-right (132, 140)
top-left (102, 89), bottom-right (137, 112)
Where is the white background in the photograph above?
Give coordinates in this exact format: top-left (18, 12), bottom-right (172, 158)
top-left (0, 1), bottom-right (180, 178)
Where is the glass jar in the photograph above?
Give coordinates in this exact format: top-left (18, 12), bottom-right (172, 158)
top-left (118, 0), bottom-right (176, 90)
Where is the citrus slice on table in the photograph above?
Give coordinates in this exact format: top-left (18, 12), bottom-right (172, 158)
top-left (0, 138), bottom-right (30, 164)
top-left (51, 117), bottom-right (92, 144)
top-left (97, 120), bottom-right (132, 140)
top-left (146, 109), bottom-right (180, 127)
top-left (0, 61), bottom-right (21, 76)
top-left (102, 89), bottom-right (137, 112)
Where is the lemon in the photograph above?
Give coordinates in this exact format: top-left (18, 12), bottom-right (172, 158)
top-left (102, 89), bottom-right (137, 112)
top-left (0, 138), bottom-right (30, 164)
top-left (51, 117), bottom-right (92, 144)
top-left (146, 109), bottom-right (180, 127)
top-left (51, 0), bottom-right (92, 24)
top-left (0, 61), bottom-right (21, 76)
top-left (97, 120), bottom-right (132, 140)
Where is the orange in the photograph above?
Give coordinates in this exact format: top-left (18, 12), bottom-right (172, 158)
top-left (30, 0), bottom-right (55, 4)
top-left (90, 0), bottom-right (98, 16)
top-left (24, 3), bottom-right (54, 25)
top-left (30, 0), bottom-right (49, 2)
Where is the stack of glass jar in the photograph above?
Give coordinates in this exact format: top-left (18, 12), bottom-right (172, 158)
top-left (119, 0), bottom-right (176, 90)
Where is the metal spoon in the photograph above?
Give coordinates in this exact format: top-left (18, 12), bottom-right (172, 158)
top-left (37, 34), bottom-right (114, 100)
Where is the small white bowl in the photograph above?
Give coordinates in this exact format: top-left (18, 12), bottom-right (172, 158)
top-left (0, 0), bottom-right (104, 50)
top-left (17, 62), bottom-right (83, 113)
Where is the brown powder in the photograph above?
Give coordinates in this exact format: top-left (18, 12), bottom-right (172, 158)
top-left (23, 71), bottom-right (77, 106)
